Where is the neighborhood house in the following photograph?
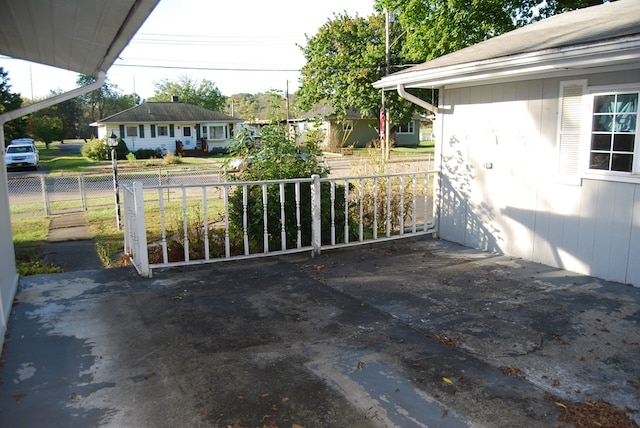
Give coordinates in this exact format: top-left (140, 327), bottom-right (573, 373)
top-left (374, 0), bottom-right (640, 287)
top-left (92, 101), bottom-right (242, 154)
top-left (295, 104), bottom-right (423, 150)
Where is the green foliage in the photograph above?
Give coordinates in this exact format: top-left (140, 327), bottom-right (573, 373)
top-left (27, 114), bottom-right (65, 148)
top-left (82, 138), bottom-right (110, 160)
top-left (375, 0), bottom-right (607, 62)
top-left (17, 261), bottom-right (63, 276)
top-left (224, 124), bottom-right (340, 250)
top-left (126, 152), bottom-right (137, 164)
top-left (149, 74), bottom-right (226, 111)
top-left (81, 136), bottom-right (128, 161)
top-left (76, 74), bottom-right (129, 132)
top-left (225, 125), bottom-right (329, 182)
top-left (134, 148), bottom-right (163, 159)
top-left (225, 92), bottom-right (303, 121)
top-left (0, 67), bottom-right (27, 143)
top-left (297, 13), bottom-right (426, 130)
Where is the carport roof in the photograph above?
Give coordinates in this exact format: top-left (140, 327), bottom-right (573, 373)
top-left (0, 0), bottom-right (160, 77)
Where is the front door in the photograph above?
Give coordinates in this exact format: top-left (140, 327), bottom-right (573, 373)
top-left (182, 126), bottom-right (194, 149)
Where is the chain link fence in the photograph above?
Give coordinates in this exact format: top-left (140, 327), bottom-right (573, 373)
top-left (8, 156), bottom-right (434, 216)
top-left (8, 167), bottom-right (225, 215)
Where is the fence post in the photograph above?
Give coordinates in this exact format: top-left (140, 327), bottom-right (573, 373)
top-left (133, 181), bottom-right (150, 277)
top-left (311, 174), bottom-right (321, 257)
top-left (40, 175), bottom-right (50, 215)
top-left (78, 174), bottom-right (87, 211)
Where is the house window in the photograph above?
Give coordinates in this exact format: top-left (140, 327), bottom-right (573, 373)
top-left (589, 92), bottom-right (637, 172)
top-left (209, 125), bottom-right (226, 140)
top-left (202, 126), bottom-right (208, 138)
top-left (158, 126), bottom-right (168, 136)
top-left (397, 121), bottom-right (415, 134)
top-left (126, 126), bottom-right (138, 137)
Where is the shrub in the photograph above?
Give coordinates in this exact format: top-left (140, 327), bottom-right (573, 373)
top-left (224, 124), bottom-right (345, 250)
top-left (81, 137), bottom-right (129, 161)
top-left (208, 147), bottom-right (228, 155)
top-left (134, 148), bottom-right (163, 159)
top-left (163, 151), bottom-right (181, 165)
top-left (126, 152), bottom-right (137, 164)
top-left (81, 138), bottom-right (111, 160)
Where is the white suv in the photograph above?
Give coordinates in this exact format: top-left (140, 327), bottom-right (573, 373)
top-left (5, 139), bottom-right (39, 170)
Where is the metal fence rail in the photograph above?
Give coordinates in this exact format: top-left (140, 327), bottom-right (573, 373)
top-left (8, 167), bottom-right (224, 214)
top-left (123, 170), bottom-right (438, 277)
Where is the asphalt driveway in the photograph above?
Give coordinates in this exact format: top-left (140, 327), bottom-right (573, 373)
top-left (1, 237), bottom-right (639, 427)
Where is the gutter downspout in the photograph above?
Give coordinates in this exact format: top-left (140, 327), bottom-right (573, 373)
top-left (0, 71), bottom-right (106, 344)
top-left (395, 84), bottom-right (441, 238)
top-left (396, 84), bottom-right (437, 115)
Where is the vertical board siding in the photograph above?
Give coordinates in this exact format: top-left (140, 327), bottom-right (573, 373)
top-left (439, 76), bottom-right (640, 286)
top-left (608, 184), bottom-right (635, 283)
top-left (627, 187), bottom-right (640, 284)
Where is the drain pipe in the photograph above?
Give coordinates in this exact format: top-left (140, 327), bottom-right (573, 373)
top-left (0, 71), bottom-right (106, 342)
top-left (396, 84), bottom-right (437, 115)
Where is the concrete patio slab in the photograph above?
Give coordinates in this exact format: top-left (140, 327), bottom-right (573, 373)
top-left (1, 237), bottom-right (638, 427)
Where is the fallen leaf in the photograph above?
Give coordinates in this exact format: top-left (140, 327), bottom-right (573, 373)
top-left (442, 377), bottom-right (453, 385)
top-left (555, 401), bottom-right (568, 410)
top-left (12, 392), bottom-right (26, 404)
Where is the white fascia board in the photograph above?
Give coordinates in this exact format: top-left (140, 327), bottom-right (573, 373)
top-left (374, 36), bottom-right (640, 90)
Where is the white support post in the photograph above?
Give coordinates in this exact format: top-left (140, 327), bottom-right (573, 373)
top-left (310, 174), bottom-right (321, 256)
top-left (133, 181), bottom-right (150, 277)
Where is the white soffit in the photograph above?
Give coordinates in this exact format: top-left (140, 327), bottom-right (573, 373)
top-left (0, 0), bottom-right (160, 77)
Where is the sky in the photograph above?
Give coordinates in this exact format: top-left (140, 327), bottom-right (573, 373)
top-left (0, 0), bottom-right (375, 101)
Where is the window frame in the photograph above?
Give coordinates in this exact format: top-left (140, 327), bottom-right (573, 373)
top-left (583, 83), bottom-right (640, 182)
top-left (157, 125), bottom-right (168, 136)
top-left (397, 121), bottom-right (415, 134)
top-left (126, 126), bottom-right (138, 137)
top-left (208, 124), bottom-right (226, 140)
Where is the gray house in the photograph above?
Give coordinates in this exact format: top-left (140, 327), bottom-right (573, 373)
top-left (93, 101), bottom-right (242, 154)
top-left (295, 104), bottom-right (422, 150)
top-left (375, 0), bottom-right (640, 286)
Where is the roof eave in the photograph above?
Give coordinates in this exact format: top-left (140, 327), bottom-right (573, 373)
top-left (373, 36), bottom-right (640, 90)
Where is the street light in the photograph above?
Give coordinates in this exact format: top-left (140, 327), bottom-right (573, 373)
top-left (108, 132), bottom-right (121, 230)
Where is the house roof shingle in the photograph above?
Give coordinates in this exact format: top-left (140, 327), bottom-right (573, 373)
top-left (97, 102), bottom-right (241, 124)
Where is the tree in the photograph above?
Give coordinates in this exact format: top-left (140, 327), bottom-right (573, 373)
top-left (149, 75), bottom-right (226, 111)
top-left (225, 125), bottom-right (341, 250)
top-left (374, 0), bottom-right (616, 62)
top-left (27, 114), bottom-right (65, 149)
top-left (76, 74), bottom-right (127, 138)
top-left (0, 67), bottom-right (26, 145)
top-left (297, 13), bottom-right (427, 139)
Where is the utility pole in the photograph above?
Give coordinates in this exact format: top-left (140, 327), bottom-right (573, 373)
top-left (382, 9), bottom-right (391, 162)
top-left (286, 80), bottom-right (291, 141)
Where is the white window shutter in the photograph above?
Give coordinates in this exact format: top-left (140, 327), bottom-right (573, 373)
top-left (557, 80), bottom-right (587, 185)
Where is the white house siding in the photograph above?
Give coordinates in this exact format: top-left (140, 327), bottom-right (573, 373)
top-left (97, 123), bottom-right (234, 153)
top-left (438, 70), bottom-right (640, 286)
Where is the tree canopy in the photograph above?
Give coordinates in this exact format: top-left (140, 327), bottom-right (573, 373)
top-left (297, 13), bottom-right (426, 131)
top-left (0, 67), bottom-right (26, 144)
top-left (374, 0), bottom-right (616, 62)
top-left (149, 75), bottom-right (226, 112)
